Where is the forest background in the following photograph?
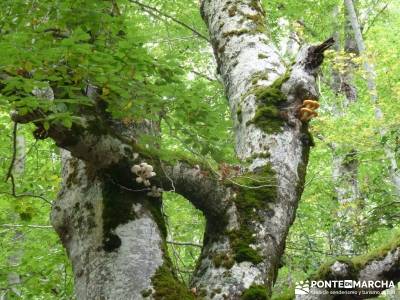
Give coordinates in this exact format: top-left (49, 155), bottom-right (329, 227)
top-left (0, 0), bottom-right (399, 299)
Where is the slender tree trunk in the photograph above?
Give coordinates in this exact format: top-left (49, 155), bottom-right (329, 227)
top-left (4, 135), bottom-right (25, 299)
top-left (331, 3), bottom-right (360, 206)
top-left (329, 3), bottom-right (361, 256)
top-left (344, 0), bottom-right (400, 197)
top-left (5, 230), bottom-right (23, 299)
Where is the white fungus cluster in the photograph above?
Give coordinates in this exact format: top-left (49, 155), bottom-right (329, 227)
top-left (131, 162), bottom-right (156, 187)
top-left (147, 186), bottom-right (163, 198)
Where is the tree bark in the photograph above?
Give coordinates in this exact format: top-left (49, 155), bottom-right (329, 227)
top-left (51, 150), bottom-right (167, 299)
top-left (194, 1), bottom-right (333, 298)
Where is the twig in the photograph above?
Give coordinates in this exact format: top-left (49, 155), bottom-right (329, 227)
top-left (363, 1), bottom-right (391, 35)
top-left (5, 122), bottom-right (18, 183)
top-left (0, 192), bottom-right (52, 205)
top-left (0, 224), bottom-right (52, 229)
top-left (129, 0), bottom-right (210, 42)
top-left (167, 240), bottom-right (202, 248)
top-left (159, 160), bottom-right (175, 192)
top-left (285, 244), bottom-right (333, 256)
top-left (190, 70), bottom-right (216, 82)
top-left (3, 125), bottom-right (52, 205)
top-left (104, 174), bottom-right (151, 193)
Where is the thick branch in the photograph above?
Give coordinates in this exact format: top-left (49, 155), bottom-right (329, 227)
top-left (11, 96), bottom-right (230, 222)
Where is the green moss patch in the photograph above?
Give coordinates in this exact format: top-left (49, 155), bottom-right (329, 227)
top-left (241, 284), bottom-right (269, 300)
top-left (313, 257), bottom-right (356, 281)
top-left (271, 288), bottom-right (294, 300)
top-left (229, 228), bottom-right (263, 264)
top-left (247, 73), bottom-right (290, 134)
top-left (251, 71), bottom-right (269, 85)
top-left (352, 233), bottom-right (400, 269)
top-left (212, 252), bottom-right (235, 269)
top-left (151, 262), bottom-right (196, 300)
top-left (227, 165), bottom-right (277, 264)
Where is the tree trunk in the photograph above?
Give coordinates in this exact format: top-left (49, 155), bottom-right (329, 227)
top-left (50, 151), bottom-right (195, 300)
top-left (296, 245), bottom-right (400, 300)
top-left (344, 0), bottom-right (400, 197)
top-left (192, 1), bottom-right (333, 298)
top-left (329, 3), bottom-right (361, 256)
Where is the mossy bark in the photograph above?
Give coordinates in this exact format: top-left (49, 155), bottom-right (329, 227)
top-left (51, 151), bottom-right (192, 300)
top-left (197, 0), bottom-right (332, 298)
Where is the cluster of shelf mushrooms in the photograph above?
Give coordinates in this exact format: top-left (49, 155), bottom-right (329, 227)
top-left (299, 99), bottom-right (320, 122)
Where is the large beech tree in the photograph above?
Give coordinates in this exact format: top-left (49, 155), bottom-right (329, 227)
top-left (2, 0), bottom-right (400, 299)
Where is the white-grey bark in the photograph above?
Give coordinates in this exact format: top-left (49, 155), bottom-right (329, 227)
top-left (196, 0), bottom-right (333, 298)
top-left (51, 151), bottom-right (165, 300)
top-left (4, 230), bottom-right (23, 299)
top-left (14, 135), bottom-right (25, 175)
top-left (344, 0), bottom-right (400, 197)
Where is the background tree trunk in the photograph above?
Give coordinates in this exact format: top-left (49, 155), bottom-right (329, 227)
top-left (329, 2), bottom-right (361, 256)
top-left (344, 0), bottom-right (400, 197)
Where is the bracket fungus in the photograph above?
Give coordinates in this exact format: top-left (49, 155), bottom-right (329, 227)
top-left (299, 99), bottom-right (320, 122)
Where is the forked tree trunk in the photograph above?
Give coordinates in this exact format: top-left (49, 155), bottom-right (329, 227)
top-left (13, 1), bottom-right (333, 299)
